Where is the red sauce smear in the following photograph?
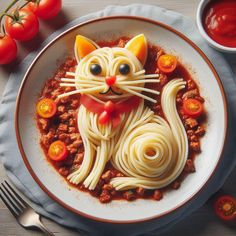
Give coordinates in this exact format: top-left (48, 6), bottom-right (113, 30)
top-left (203, 0), bottom-right (236, 48)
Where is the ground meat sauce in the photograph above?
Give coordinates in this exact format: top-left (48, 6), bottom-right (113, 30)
top-left (36, 37), bottom-right (206, 203)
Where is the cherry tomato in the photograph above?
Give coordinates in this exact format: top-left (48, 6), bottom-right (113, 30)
top-left (48, 141), bottom-right (68, 161)
top-left (0, 35), bottom-right (17, 65)
top-left (98, 111), bottom-right (110, 124)
top-left (214, 195), bottom-right (236, 221)
top-left (37, 98), bottom-right (57, 118)
top-left (28, 0), bottom-right (62, 20)
top-left (183, 98), bottom-right (203, 118)
top-left (157, 54), bottom-right (177, 73)
top-left (104, 101), bottom-right (115, 114)
top-left (5, 9), bottom-right (39, 41)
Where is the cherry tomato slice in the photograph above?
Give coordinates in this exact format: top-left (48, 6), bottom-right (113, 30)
top-left (48, 141), bottom-right (68, 161)
top-left (214, 195), bottom-right (236, 221)
top-left (37, 98), bottom-right (57, 118)
top-left (98, 111), bottom-right (110, 124)
top-left (157, 54), bottom-right (177, 73)
top-left (183, 98), bottom-right (203, 118)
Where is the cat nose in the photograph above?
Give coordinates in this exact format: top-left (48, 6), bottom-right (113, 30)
top-left (105, 76), bottom-right (116, 86)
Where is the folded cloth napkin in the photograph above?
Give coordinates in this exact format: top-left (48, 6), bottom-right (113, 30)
top-left (0, 4), bottom-right (236, 236)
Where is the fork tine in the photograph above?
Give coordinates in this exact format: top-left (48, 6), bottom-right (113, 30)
top-left (0, 185), bottom-right (22, 214)
top-left (4, 181), bottom-right (28, 208)
top-left (3, 182), bottom-right (26, 209)
top-left (0, 190), bottom-right (18, 217)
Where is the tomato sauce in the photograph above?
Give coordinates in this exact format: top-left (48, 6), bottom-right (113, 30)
top-left (203, 0), bottom-right (236, 48)
top-left (36, 37), bottom-right (206, 203)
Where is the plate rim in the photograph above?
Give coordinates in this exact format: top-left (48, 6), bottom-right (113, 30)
top-left (14, 15), bottom-right (228, 224)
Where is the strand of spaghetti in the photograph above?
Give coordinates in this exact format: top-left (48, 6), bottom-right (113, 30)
top-left (65, 72), bottom-right (75, 76)
top-left (133, 70), bottom-right (145, 76)
top-left (58, 86), bottom-right (105, 98)
top-left (59, 83), bottom-right (77, 87)
top-left (137, 74), bottom-right (160, 79)
top-left (118, 79), bottom-right (159, 84)
top-left (61, 78), bottom-right (76, 82)
top-left (125, 85), bottom-right (160, 95)
top-left (121, 87), bottom-right (157, 103)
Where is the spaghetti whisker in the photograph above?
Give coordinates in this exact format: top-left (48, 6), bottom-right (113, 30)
top-left (121, 87), bottom-right (157, 103)
top-left (60, 83), bottom-right (77, 87)
top-left (61, 78), bottom-right (76, 82)
top-left (138, 74), bottom-right (160, 79)
top-left (60, 83), bottom-right (98, 88)
top-left (133, 70), bottom-right (146, 76)
top-left (126, 86), bottom-right (160, 95)
top-left (118, 79), bottom-right (160, 85)
top-left (58, 85), bottom-right (105, 98)
top-left (66, 72), bottom-right (76, 77)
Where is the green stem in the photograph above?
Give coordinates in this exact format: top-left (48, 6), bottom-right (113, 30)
top-left (20, 1), bottom-right (30, 9)
top-left (3, 0), bottom-right (21, 14)
top-left (0, 0), bottom-right (22, 34)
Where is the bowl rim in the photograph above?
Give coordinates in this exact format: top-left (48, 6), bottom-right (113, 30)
top-left (196, 0), bottom-right (236, 53)
top-left (15, 15), bottom-right (228, 224)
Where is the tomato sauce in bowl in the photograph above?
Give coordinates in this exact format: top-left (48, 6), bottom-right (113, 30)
top-left (202, 0), bottom-right (236, 48)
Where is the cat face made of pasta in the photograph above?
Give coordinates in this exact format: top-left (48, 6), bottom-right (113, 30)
top-left (59, 34), bottom-right (159, 104)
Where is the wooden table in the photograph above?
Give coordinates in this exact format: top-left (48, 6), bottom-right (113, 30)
top-left (0, 0), bottom-right (236, 235)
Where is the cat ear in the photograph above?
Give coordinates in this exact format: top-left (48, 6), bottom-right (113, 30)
top-left (125, 34), bottom-right (148, 66)
top-left (74, 35), bottom-right (99, 62)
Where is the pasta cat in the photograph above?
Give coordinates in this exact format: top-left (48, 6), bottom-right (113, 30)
top-left (59, 34), bottom-right (188, 191)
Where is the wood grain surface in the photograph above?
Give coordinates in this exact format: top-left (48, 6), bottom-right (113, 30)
top-left (0, 0), bottom-right (236, 235)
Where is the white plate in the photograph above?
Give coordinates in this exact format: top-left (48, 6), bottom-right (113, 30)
top-left (15, 16), bottom-right (228, 223)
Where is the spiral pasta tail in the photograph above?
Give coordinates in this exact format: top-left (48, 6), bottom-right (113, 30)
top-left (111, 78), bottom-right (189, 191)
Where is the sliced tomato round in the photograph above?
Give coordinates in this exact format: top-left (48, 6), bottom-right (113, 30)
top-left (37, 98), bottom-right (57, 118)
top-left (157, 54), bottom-right (177, 73)
top-left (183, 98), bottom-right (203, 118)
top-left (48, 141), bottom-right (68, 161)
top-left (214, 195), bottom-right (236, 221)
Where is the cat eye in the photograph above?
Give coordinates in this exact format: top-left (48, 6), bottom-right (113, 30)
top-left (119, 63), bottom-right (130, 75)
top-left (90, 64), bottom-right (102, 75)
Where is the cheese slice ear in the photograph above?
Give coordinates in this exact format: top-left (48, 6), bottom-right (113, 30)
top-left (125, 34), bottom-right (148, 66)
top-left (74, 35), bottom-right (99, 62)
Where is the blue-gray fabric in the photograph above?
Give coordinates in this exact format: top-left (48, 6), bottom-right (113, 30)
top-left (0, 4), bottom-right (236, 236)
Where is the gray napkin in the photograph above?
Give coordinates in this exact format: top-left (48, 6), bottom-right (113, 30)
top-left (0, 4), bottom-right (236, 236)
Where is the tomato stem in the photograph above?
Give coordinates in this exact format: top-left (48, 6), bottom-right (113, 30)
top-left (0, 0), bottom-right (24, 34)
top-left (20, 1), bottom-right (31, 10)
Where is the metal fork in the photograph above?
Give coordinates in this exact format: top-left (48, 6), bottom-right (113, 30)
top-left (0, 180), bottom-right (55, 236)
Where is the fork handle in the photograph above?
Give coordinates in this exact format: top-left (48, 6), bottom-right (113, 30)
top-left (35, 220), bottom-right (55, 236)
